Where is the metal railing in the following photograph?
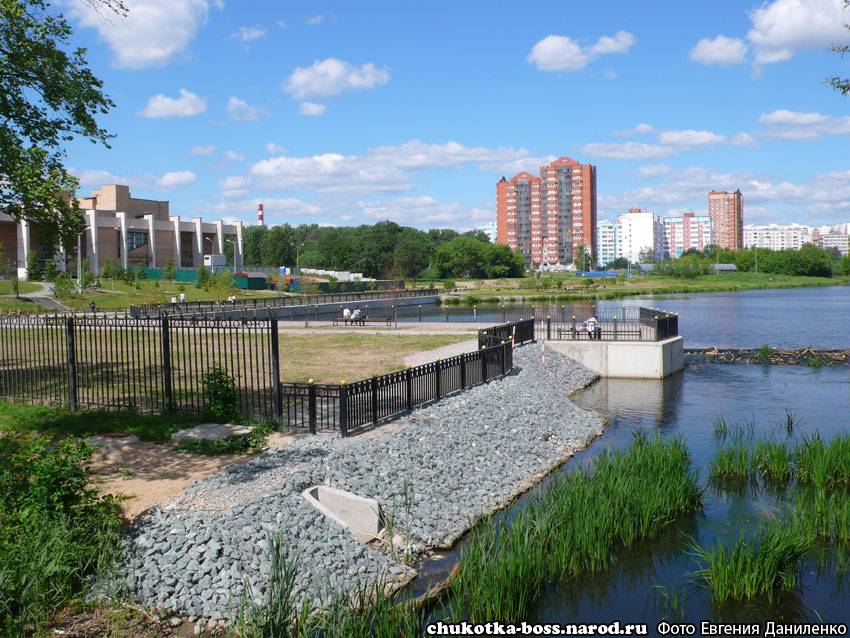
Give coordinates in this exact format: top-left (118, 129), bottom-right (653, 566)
top-left (536, 306), bottom-right (678, 342)
top-left (129, 288), bottom-right (437, 318)
top-left (478, 318), bottom-right (536, 349)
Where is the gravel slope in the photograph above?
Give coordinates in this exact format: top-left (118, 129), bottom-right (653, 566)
top-left (111, 344), bottom-right (603, 621)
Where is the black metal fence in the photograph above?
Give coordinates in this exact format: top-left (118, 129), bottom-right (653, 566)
top-left (478, 319), bottom-right (536, 349)
top-left (535, 306), bottom-right (678, 342)
top-left (0, 314), bottom-right (278, 419)
top-left (129, 288), bottom-right (436, 318)
top-left (280, 337), bottom-right (515, 436)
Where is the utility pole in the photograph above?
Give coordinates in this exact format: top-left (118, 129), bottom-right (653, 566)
top-left (77, 234), bottom-right (82, 294)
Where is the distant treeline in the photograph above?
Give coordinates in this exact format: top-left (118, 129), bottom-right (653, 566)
top-left (241, 221), bottom-right (524, 280)
top-left (650, 244), bottom-right (850, 278)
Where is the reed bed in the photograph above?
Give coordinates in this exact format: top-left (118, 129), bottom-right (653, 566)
top-left (795, 433), bottom-right (850, 489)
top-left (792, 489), bottom-right (850, 543)
top-left (689, 524), bottom-right (813, 604)
top-left (443, 432), bottom-right (703, 623)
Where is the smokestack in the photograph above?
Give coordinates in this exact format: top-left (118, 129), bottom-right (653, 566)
top-left (258, 203), bottom-right (264, 226)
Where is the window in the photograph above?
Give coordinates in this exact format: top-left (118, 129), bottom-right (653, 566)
top-left (127, 231), bottom-right (148, 251)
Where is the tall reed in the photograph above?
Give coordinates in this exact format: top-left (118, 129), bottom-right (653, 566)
top-left (795, 433), bottom-right (850, 489)
top-left (688, 524), bottom-right (813, 604)
top-left (445, 432), bottom-right (702, 622)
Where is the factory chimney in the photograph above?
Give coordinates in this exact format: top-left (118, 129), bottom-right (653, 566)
top-left (258, 203), bottom-right (264, 226)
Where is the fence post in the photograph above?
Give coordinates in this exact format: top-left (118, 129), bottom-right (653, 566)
top-left (547, 316), bottom-right (551, 341)
top-left (481, 345), bottom-right (487, 381)
top-left (571, 316), bottom-right (576, 339)
top-left (270, 319), bottom-right (281, 425)
top-left (338, 382), bottom-right (348, 437)
top-left (460, 352), bottom-right (466, 389)
top-left (435, 358), bottom-right (441, 398)
top-left (501, 341), bottom-right (507, 375)
top-left (371, 375), bottom-right (378, 425)
top-left (308, 379), bottom-right (317, 434)
top-left (531, 317), bottom-right (536, 343)
top-left (405, 365), bottom-right (413, 410)
top-left (160, 315), bottom-right (174, 412)
top-left (65, 317), bottom-right (78, 411)
top-left (613, 316), bottom-right (618, 341)
top-left (418, 304), bottom-right (422, 321)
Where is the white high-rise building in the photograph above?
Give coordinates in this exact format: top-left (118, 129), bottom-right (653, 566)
top-left (821, 233), bottom-right (850, 256)
top-left (476, 221), bottom-right (498, 243)
top-left (596, 219), bottom-right (621, 267)
top-left (663, 213), bottom-right (713, 258)
top-left (619, 208), bottom-right (665, 263)
top-left (743, 223), bottom-right (814, 251)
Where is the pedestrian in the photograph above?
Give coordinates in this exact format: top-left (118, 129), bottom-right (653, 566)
top-left (179, 291), bottom-right (186, 309)
top-left (343, 306), bottom-right (351, 326)
top-left (89, 301), bottom-right (96, 312)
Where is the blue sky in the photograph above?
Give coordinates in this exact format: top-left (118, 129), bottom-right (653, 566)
top-left (62, 0), bottom-right (850, 230)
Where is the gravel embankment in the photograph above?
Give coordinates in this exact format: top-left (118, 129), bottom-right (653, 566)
top-left (112, 344), bottom-right (603, 622)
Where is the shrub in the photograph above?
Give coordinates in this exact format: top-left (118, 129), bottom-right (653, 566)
top-left (202, 364), bottom-right (240, 422)
top-left (0, 436), bottom-right (121, 635)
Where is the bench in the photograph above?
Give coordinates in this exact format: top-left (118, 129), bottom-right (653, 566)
top-left (332, 316), bottom-right (391, 327)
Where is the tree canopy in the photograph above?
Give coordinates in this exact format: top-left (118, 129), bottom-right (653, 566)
top-left (826, 0), bottom-right (850, 96)
top-left (1, 0), bottom-right (119, 247)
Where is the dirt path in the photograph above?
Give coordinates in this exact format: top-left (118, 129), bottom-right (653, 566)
top-left (90, 432), bottom-right (299, 520)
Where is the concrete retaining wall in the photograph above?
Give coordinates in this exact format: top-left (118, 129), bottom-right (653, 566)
top-left (548, 336), bottom-right (684, 379)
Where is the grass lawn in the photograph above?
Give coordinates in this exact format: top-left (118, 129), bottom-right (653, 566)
top-left (279, 332), bottom-right (472, 383)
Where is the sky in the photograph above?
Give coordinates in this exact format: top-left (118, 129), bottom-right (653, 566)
top-left (61, 0), bottom-right (850, 231)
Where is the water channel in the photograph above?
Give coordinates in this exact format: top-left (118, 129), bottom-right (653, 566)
top-left (413, 285), bottom-right (850, 627)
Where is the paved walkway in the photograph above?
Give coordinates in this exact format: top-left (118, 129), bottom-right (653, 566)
top-left (17, 281), bottom-right (69, 310)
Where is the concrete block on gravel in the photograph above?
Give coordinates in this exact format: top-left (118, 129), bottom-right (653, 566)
top-left (171, 423), bottom-right (253, 443)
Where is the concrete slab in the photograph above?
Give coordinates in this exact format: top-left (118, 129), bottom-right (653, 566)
top-left (549, 336), bottom-right (684, 378)
top-left (87, 432), bottom-right (140, 447)
top-left (170, 423), bottom-right (253, 443)
top-left (303, 485), bottom-right (383, 544)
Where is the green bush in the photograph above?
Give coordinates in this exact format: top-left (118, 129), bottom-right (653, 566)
top-left (0, 436), bottom-right (121, 636)
top-left (202, 364), bottom-right (240, 422)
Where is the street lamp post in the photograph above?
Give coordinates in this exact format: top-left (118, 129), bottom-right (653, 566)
top-left (296, 243), bottom-right (305, 269)
top-left (77, 234), bottom-right (82, 294)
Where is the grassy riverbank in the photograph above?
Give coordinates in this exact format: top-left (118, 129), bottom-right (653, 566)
top-left (437, 273), bottom-right (847, 303)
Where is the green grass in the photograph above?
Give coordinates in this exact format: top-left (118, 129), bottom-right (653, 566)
top-left (444, 432), bottom-right (702, 622)
top-left (0, 402), bottom-right (203, 444)
top-left (792, 489), bottom-right (850, 543)
top-left (688, 524), bottom-right (813, 604)
top-left (795, 433), bottom-right (850, 489)
top-left (709, 438), bottom-right (753, 481)
top-left (753, 438), bottom-right (794, 483)
top-left (0, 280), bottom-right (41, 295)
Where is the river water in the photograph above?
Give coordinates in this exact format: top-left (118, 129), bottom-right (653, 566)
top-left (414, 286), bottom-right (850, 628)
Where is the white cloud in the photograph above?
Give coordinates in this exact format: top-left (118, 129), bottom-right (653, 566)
top-left (203, 197), bottom-right (323, 218)
top-left (748, 0), bottom-right (850, 64)
top-left (689, 35), bottom-right (749, 66)
top-left (299, 102), bottom-right (327, 116)
top-left (138, 89), bottom-right (207, 118)
top-left (730, 132), bottom-right (759, 147)
top-left (74, 169), bottom-right (142, 187)
top-left (68, 0), bottom-right (216, 70)
top-left (218, 175), bottom-right (252, 198)
top-left (248, 140), bottom-right (544, 194)
top-left (527, 30), bottom-right (636, 72)
top-left (188, 144), bottom-right (215, 156)
top-left (266, 142), bottom-right (287, 154)
top-left (223, 150), bottom-right (246, 162)
top-left (156, 170), bottom-right (197, 191)
top-left (226, 96), bottom-right (269, 121)
top-left (356, 196), bottom-right (493, 229)
top-left (230, 25), bottom-right (267, 42)
top-left (602, 68), bottom-right (618, 80)
top-left (276, 20), bottom-right (287, 28)
top-left (577, 142), bottom-right (677, 160)
top-left (616, 123), bottom-right (654, 137)
top-left (657, 129), bottom-right (727, 148)
top-left (306, 14), bottom-right (324, 25)
top-left (757, 109), bottom-right (850, 139)
top-left (285, 58), bottom-right (390, 100)
top-left (589, 30), bottom-right (637, 55)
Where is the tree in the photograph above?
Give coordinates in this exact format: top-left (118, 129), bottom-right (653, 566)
top-left (212, 270), bottom-right (235, 301)
top-left (25, 250), bottom-right (40, 280)
top-left (162, 258), bottom-right (176, 283)
top-left (609, 257), bottom-right (630, 270)
top-left (826, 0), bottom-right (850, 96)
top-left (637, 247), bottom-right (655, 264)
top-left (1, 0), bottom-right (122, 248)
top-left (196, 265), bottom-right (211, 288)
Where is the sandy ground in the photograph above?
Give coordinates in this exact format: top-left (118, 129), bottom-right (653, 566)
top-left (90, 432), bottom-right (299, 521)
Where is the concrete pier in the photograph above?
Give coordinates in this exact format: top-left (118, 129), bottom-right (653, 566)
top-left (548, 336), bottom-right (684, 379)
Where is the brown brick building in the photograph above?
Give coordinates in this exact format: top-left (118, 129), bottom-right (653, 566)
top-left (0, 185), bottom-right (244, 278)
top-left (708, 189), bottom-right (744, 251)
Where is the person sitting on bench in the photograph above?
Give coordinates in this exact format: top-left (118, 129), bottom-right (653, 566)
top-left (343, 306), bottom-right (351, 325)
top-left (584, 315), bottom-right (602, 340)
top-left (352, 305), bottom-right (364, 326)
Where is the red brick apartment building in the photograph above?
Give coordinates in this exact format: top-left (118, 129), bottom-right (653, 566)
top-left (708, 189), bottom-right (744, 251)
top-left (0, 184), bottom-right (244, 278)
top-left (497, 157), bottom-right (597, 267)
